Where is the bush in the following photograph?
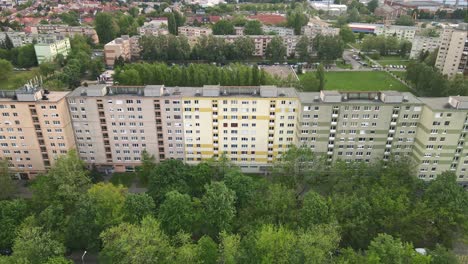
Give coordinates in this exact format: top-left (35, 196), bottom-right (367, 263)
top-left (109, 172), bottom-right (136, 187)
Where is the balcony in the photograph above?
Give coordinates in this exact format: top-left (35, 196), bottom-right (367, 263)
top-left (387, 137), bottom-right (393, 141)
top-left (213, 107), bottom-right (217, 111)
top-left (213, 115), bottom-right (218, 118)
top-left (270, 115), bottom-right (275, 119)
top-left (327, 151), bottom-right (333, 155)
top-left (268, 144), bottom-right (273, 147)
top-left (270, 107), bottom-right (275, 111)
top-left (389, 129), bottom-right (395, 133)
top-left (331, 121), bottom-right (337, 126)
top-left (330, 129), bottom-right (336, 133)
top-left (328, 144), bottom-right (334, 148)
top-left (384, 151), bottom-right (390, 155)
top-left (390, 122), bottom-right (397, 126)
top-left (213, 143), bottom-right (218, 147)
top-left (332, 114), bottom-right (338, 118)
top-left (392, 114), bottom-right (398, 118)
top-left (214, 136), bottom-right (218, 140)
top-left (386, 144), bottom-right (392, 148)
top-left (329, 137), bottom-right (335, 140)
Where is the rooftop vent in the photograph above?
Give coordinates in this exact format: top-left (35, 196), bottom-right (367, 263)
top-left (41, 95), bottom-right (48, 100)
top-left (313, 95), bottom-right (319, 101)
top-left (403, 95), bottom-right (408, 102)
top-left (279, 90), bottom-right (286, 97)
top-left (195, 89), bottom-right (201, 96)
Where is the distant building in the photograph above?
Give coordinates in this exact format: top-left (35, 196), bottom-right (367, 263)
top-left (302, 22), bottom-right (340, 38)
top-left (374, 25), bottom-right (417, 41)
top-left (34, 37), bottom-right (71, 65)
top-left (30, 25), bottom-right (99, 44)
top-left (104, 36), bottom-right (131, 67)
top-left (0, 32), bottom-right (66, 48)
top-left (138, 18), bottom-right (170, 36)
top-left (348, 23), bottom-right (378, 34)
top-left (184, 0), bottom-right (224, 7)
top-left (435, 28), bottom-right (468, 77)
top-left (409, 35), bottom-right (440, 59)
top-left (309, 3), bottom-right (348, 16)
top-left (374, 4), bottom-right (408, 21)
top-left (262, 26), bottom-right (295, 36)
top-left (178, 26), bottom-right (213, 45)
top-left (247, 14), bottom-right (287, 25)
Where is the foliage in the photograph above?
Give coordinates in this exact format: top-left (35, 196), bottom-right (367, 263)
top-left (313, 35), bottom-right (344, 61)
top-left (298, 72), bottom-right (320, 91)
top-left (286, 10), bottom-right (308, 35)
top-left (100, 217), bottom-right (174, 264)
top-left (11, 222), bottom-right (66, 264)
top-left (244, 20), bottom-right (263, 35)
top-left (109, 172), bottom-right (136, 187)
top-left (202, 182), bottom-right (236, 236)
top-left (0, 160), bottom-right (16, 200)
top-left (265, 36), bottom-right (286, 61)
top-left (158, 191), bottom-right (195, 236)
top-left (95, 12), bottom-right (119, 44)
top-left (114, 63), bottom-right (271, 87)
top-left (0, 59), bottom-right (13, 81)
top-left (212, 20), bottom-right (235, 35)
top-left (0, 199), bottom-right (29, 249)
top-left (367, 0), bottom-right (378, 12)
top-left (395, 15), bottom-right (415, 26)
top-left (361, 35), bottom-right (411, 57)
top-left (296, 36), bottom-right (311, 61)
top-left (366, 234), bottom-right (431, 263)
top-left (339, 26), bottom-right (355, 43)
top-left (123, 193), bottom-right (156, 224)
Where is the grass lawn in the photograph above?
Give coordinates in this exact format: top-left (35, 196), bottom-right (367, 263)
top-left (391, 71), bottom-right (406, 80)
top-left (109, 172), bottom-right (137, 187)
top-left (376, 56), bottom-right (410, 66)
top-left (300, 71), bottom-right (409, 91)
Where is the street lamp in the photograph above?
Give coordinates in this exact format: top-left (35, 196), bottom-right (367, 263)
top-left (81, 250), bottom-right (87, 264)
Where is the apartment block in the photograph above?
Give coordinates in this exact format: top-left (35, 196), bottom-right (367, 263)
top-left (0, 86), bottom-right (75, 179)
top-left (435, 28), bottom-right (468, 77)
top-left (30, 25), bottom-right (99, 44)
top-left (413, 97), bottom-right (468, 180)
top-left (301, 23), bottom-right (340, 38)
top-left (138, 18), bottom-right (169, 36)
top-left (104, 35), bottom-right (139, 67)
top-left (34, 37), bottom-right (71, 64)
top-left (409, 35), bottom-right (440, 59)
top-left (178, 26), bottom-right (213, 38)
top-left (65, 85), bottom-right (468, 185)
top-left (262, 26), bottom-right (295, 36)
top-left (374, 25), bottom-right (417, 41)
top-left (0, 32), bottom-right (69, 48)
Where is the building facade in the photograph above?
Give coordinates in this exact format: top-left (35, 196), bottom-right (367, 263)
top-left (104, 36), bottom-right (132, 67)
top-left (64, 85), bottom-right (468, 184)
top-left (0, 86), bottom-right (76, 179)
top-left (409, 35), bottom-right (440, 59)
top-left (30, 25), bottom-right (99, 44)
top-left (435, 28), bottom-right (468, 77)
top-left (34, 37), bottom-right (71, 65)
top-left (374, 25), bottom-right (417, 41)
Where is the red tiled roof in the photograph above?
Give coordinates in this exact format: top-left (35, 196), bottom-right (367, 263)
top-left (248, 14), bottom-right (286, 25)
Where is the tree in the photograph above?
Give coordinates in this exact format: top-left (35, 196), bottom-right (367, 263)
top-left (253, 225), bottom-right (298, 263)
top-left (12, 222), bottom-right (66, 264)
top-left (95, 12), bottom-right (119, 44)
top-left (158, 191), bottom-right (195, 236)
top-left (287, 11), bottom-right (308, 35)
top-left (300, 191), bottom-right (333, 228)
top-left (366, 234), bottom-right (431, 264)
top-left (314, 35), bottom-right (344, 61)
top-left (87, 183), bottom-right (127, 230)
top-left (348, 8), bottom-right (361, 22)
top-left (202, 182), bottom-right (236, 235)
top-left (261, 184), bottom-right (297, 226)
top-left (147, 159), bottom-right (190, 204)
top-left (224, 171), bottom-right (256, 209)
top-left (423, 172), bottom-right (468, 248)
top-left (167, 13), bottom-right (177, 35)
top-left (0, 199), bottom-right (29, 249)
top-left (39, 61), bottom-right (58, 77)
top-left (0, 160), bottom-right (15, 199)
top-left (218, 232), bottom-right (240, 264)
top-left (297, 224), bottom-right (341, 263)
top-left (339, 26), bottom-right (355, 43)
top-left (296, 36), bottom-right (311, 61)
top-left (1, 34), bottom-right (14, 50)
top-left (367, 0), bottom-right (378, 12)
top-left (316, 64), bottom-right (326, 90)
top-left (399, 40), bottom-right (412, 57)
top-left (244, 20), bottom-right (263, 35)
top-left (31, 150), bottom-right (90, 211)
top-left (16, 44), bottom-right (37, 68)
top-left (123, 193), bottom-right (155, 224)
top-left (212, 20), bottom-right (235, 35)
top-left (139, 149), bottom-right (155, 185)
top-left (233, 37), bottom-right (254, 60)
top-left (299, 72), bottom-right (320, 91)
top-left (100, 217), bottom-right (174, 264)
top-left (265, 36), bottom-right (286, 62)
top-left (429, 244), bottom-right (459, 264)
top-left (395, 15), bottom-right (415, 26)
top-left (196, 236), bottom-right (219, 264)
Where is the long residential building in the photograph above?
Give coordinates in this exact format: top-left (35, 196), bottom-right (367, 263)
top-left (435, 28), bottom-right (468, 77)
top-left (0, 85), bottom-right (76, 179)
top-left (63, 85), bottom-right (468, 184)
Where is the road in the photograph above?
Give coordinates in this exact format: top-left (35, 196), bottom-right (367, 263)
top-left (343, 50), bottom-right (363, 70)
